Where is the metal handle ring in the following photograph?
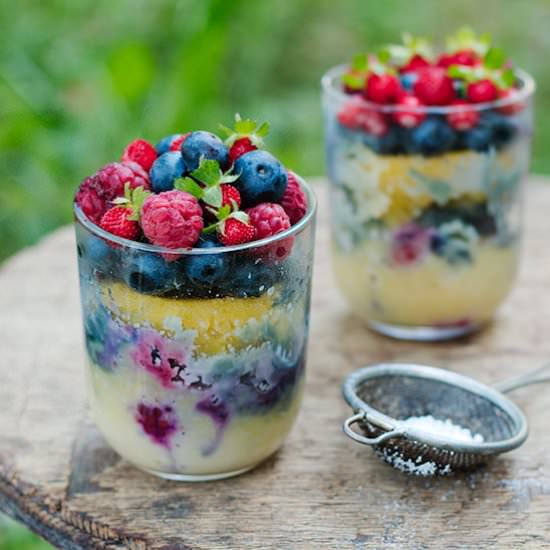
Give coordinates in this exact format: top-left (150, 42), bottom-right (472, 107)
top-left (343, 412), bottom-right (405, 446)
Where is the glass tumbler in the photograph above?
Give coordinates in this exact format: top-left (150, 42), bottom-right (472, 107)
top-left (74, 178), bottom-right (316, 481)
top-left (322, 65), bottom-right (534, 340)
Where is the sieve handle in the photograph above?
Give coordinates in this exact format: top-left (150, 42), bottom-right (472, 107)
top-left (343, 412), bottom-right (405, 446)
top-left (494, 362), bottom-right (550, 393)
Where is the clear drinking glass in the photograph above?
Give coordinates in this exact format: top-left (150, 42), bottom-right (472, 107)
top-left (74, 178), bottom-right (316, 481)
top-left (322, 65), bottom-right (534, 340)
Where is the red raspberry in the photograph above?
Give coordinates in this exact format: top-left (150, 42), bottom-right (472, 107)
top-left (446, 100), bottom-right (480, 130)
top-left (96, 162), bottom-right (151, 201)
top-left (169, 132), bottom-right (191, 152)
top-left (364, 73), bottom-right (402, 104)
top-left (122, 139), bottom-right (157, 171)
top-left (399, 54), bottom-right (430, 74)
top-left (497, 88), bottom-right (525, 115)
top-left (337, 98), bottom-right (388, 136)
top-left (229, 137), bottom-right (257, 164)
top-left (75, 175), bottom-right (108, 224)
top-left (221, 184), bottom-right (241, 210)
top-left (467, 79), bottom-right (498, 103)
top-left (219, 218), bottom-right (255, 246)
top-left (141, 190), bottom-right (203, 249)
top-left (393, 94), bottom-right (426, 128)
top-left (247, 202), bottom-right (294, 261)
top-left (99, 206), bottom-right (140, 240)
top-left (281, 171), bottom-right (308, 224)
top-left (413, 66), bottom-right (456, 105)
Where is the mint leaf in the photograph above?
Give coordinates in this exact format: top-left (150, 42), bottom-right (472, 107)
top-left (175, 177), bottom-right (204, 198)
top-left (202, 185), bottom-right (223, 208)
top-left (192, 158), bottom-right (221, 186)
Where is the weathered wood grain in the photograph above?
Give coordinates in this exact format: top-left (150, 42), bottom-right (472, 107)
top-left (1, 179), bottom-right (550, 550)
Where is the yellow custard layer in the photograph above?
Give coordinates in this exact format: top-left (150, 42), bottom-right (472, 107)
top-left (332, 240), bottom-right (519, 327)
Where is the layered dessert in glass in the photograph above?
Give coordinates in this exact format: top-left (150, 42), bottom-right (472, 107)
top-left (322, 28), bottom-right (534, 340)
top-left (74, 116), bottom-right (316, 480)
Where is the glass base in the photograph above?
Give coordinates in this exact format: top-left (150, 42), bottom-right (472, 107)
top-left (139, 463), bottom-right (259, 482)
top-left (368, 319), bottom-right (481, 341)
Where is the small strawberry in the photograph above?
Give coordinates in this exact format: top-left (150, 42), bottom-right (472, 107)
top-left (220, 184), bottom-right (241, 211)
top-left (497, 87), bottom-right (525, 115)
top-left (393, 94), bottom-right (426, 128)
top-left (437, 49), bottom-right (480, 68)
top-left (100, 207), bottom-right (140, 240)
top-left (228, 137), bottom-right (256, 165)
top-left (169, 132), bottom-right (190, 152)
top-left (337, 98), bottom-right (388, 136)
top-left (413, 66), bottom-right (456, 105)
top-left (99, 184), bottom-right (151, 241)
top-left (364, 72), bottom-right (402, 104)
top-left (219, 114), bottom-right (269, 163)
top-left (467, 79), bottom-right (498, 103)
top-left (218, 216), bottom-right (256, 246)
top-left (399, 53), bottom-right (430, 74)
top-left (341, 53), bottom-right (369, 94)
top-left (446, 99), bottom-right (480, 130)
top-left (281, 171), bottom-right (308, 224)
top-left (122, 139), bottom-right (157, 172)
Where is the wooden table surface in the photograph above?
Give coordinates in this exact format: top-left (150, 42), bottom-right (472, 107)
top-left (1, 179), bottom-right (550, 550)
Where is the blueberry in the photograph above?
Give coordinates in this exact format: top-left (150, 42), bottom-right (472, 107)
top-left (184, 235), bottom-right (229, 290)
top-left (155, 134), bottom-right (182, 155)
top-left (233, 150), bottom-right (288, 207)
top-left (149, 151), bottom-right (186, 193)
top-left (123, 252), bottom-right (178, 295)
top-left (180, 131), bottom-right (229, 172)
top-left (407, 117), bottom-right (456, 156)
top-left (223, 258), bottom-right (280, 298)
top-left (400, 72), bottom-right (417, 91)
top-left (364, 125), bottom-right (407, 155)
top-left (483, 111), bottom-right (517, 149)
top-left (462, 124), bottom-right (493, 152)
top-left (81, 235), bottom-right (119, 276)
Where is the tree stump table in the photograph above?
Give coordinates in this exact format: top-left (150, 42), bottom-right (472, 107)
top-left (1, 179), bottom-right (550, 550)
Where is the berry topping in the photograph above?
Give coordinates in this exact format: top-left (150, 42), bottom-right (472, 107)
top-left (75, 175), bottom-right (108, 223)
top-left (181, 131), bottom-right (229, 172)
top-left (407, 117), bottom-right (456, 156)
top-left (150, 151), bottom-right (186, 193)
top-left (184, 234), bottom-right (229, 290)
top-left (337, 98), bottom-right (389, 136)
top-left (364, 72), bottom-right (402, 104)
top-left (466, 79), bottom-right (498, 103)
top-left (135, 403), bottom-right (177, 447)
top-left (393, 94), bottom-right (426, 128)
top-left (220, 114), bottom-right (270, 164)
top-left (122, 139), bottom-right (157, 172)
top-left (446, 100), bottom-right (480, 130)
top-left (233, 150), bottom-right (288, 208)
top-left (437, 49), bottom-right (480, 68)
top-left (413, 66), bottom-right (456, 106)
top-left (220, 184), bottom-right (241, 211)
top-left (218, 216), bottom-right (256, 246)
top-left (124, 252), bottom-right (178, 296)
top-left (155, 133), bottom-right (190, 155)
top-left (100, 207), bottom-right (140, 240)
top-left (99, 184), bottom-right (150, 241)
top-left (141, 190), bottom-right (204, 250)
top-left (391, 224), bottom-right (434, 266)
top-left (247, 203), bottom-right (291, 240)
top-left (400, 53), bottom-right (430, 74)
top-left (96, 161), bottom-right (151, 201)
top-left (281, 171), bottom-right (308, 224)
top-left (497, 88), bottom-right (525, 115)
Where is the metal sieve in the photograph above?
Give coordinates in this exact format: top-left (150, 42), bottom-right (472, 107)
top-left (342, 363), bottom-right (550, 476)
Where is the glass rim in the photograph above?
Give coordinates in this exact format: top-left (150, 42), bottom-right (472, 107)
top-left (321, 64), bottom-right (535, 114)
top-left (73, 174), bottom-right (317, 256)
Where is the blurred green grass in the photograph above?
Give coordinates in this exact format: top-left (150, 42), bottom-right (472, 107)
top-left (0, 517), bottom-right (52, 550)
top-left (1, 0), bottom-right (549, 265)
top-left (1, 0), bottom-right (549, 546)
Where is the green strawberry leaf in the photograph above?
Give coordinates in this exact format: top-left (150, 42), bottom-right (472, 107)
top-left (202, 222), bottom-right (219, 235)
top-left (448, 64), bottom-right (475, 81)
top-left (218, 124), bottom-right (234, 139)
top-left (256, 121), bottom-right (270, 137)
top-left (230, 210), bottom-right (250, 224)
top-left (342, 72), bottom-right (365, 90)
top-left (175, 177), bottom-right (204, 199)
top-left (112, 196), bottom-right (130, 206)
top-left (498, 68), bottom-right (516, 89)
top-left (202, 185), bottom-right (223, 208)
top-left (446, 26), bottom-right (492, 56)
top-left (484, 47), bottom-right (506, 69)
top-left (217, 204), bottom-right (232, 221)
top-left (221, 113), bottom-right (270, 148)
top-left (351, 52), bottom-right (368, 71)
top-left (191, 157), bottom-right (222, 186)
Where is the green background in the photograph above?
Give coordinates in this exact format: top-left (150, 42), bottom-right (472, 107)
top-left (0, 0), bottom-right (548, 547)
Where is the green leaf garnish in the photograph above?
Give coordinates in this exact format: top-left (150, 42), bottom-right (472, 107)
top-left (202, 186), bottom-right (223, 209)
top-left (342, 71), bottom-right (366, 90)
top-left (175, 177), bottom-right (204, 199)
top-left (217, 204), bottom-right (232, 221)
top-left (446, 26), bottom-right (491, 56)
top-left (191, 157), bottom-right (221, 186)
top-left (113, 183), bottom-right (151, 221)
top-left (351, 52), bottom-right (368, 71)
top-left (484, 47), bottom-right (506, 69)
top-left (379, 33), bottom-right (432, 66)
top-left (220, 113), bottom-right (270, 148)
